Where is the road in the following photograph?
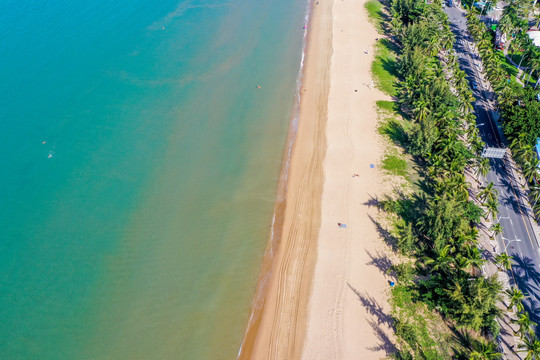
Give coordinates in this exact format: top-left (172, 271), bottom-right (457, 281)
top-left (444, 6), bottom-right (540, 332)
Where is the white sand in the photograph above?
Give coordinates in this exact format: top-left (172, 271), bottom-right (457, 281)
top-left (301, 0), bottom-right (394, 358)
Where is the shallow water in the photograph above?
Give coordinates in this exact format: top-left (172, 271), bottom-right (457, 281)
top-left (0, 0), bottom-right (306, 358)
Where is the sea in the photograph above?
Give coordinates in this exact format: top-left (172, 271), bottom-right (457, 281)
top-left (0, 0), bottom-right (308, 358)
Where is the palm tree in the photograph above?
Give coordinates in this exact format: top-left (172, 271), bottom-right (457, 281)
top-left (397, 222), bottom-right (416, 255)
top-left (494, 252), bottom-right (513, 270)
top-left (459, 98), bottom-right (474, 114)
top-left (490, 223), bottom-right (503, 239)
top-left (478, 182), bottom-right (498, 204)
top-left (485, 198), bottom-right (499, 220)
top-left (523, 156), bottom-right (540, 184)
top-left (445, 174), bottom-right (469, 201)
top-left (534, 201), bottom-right (540, 220)
top-left (413, 98), bottom-right (431, 121)
top-left (518, 43), bottom-right (535, 71)
top-left (454, 70), bottom-right (469, 91)
top-left (530, 185), bottom-right (540, 207)
top-left (505, 287), bottom-right (525, 312)
top-left (470, 339), bottom-right (502, 360)
top-left (518, 336), bottom-right (540, 360)
top-left (516, 311), bottom-right (536, 338)
top-left (474, 157), bottom-right (491, 181)
top-left (422, 244), bottom-right (454, 274)
top-left (526, 55), bottom-right (540, 86)
top-left (462, 244), bottom-right (486, 269)
top-left (497, 84), bottom-right (515, 107)
top-left (445, 278), bottom-right (466, 303)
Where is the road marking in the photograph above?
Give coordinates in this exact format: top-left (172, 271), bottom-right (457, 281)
top-left (454, 21), bottom-right (532, 294)
top-left (503, 157), bottom-right (536, 250)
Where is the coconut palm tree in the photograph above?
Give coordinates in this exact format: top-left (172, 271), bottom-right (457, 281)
top-left (505, 287), bottom-right (525, 312)
top-left (530, 185), bottom-right (540, 207)
top-left (469, 339), bottom-right (502, 360)
top-left (459, 98), bottom-right (474, 114)
top-left (523, 156), bottom-right (540, 184)
top-left (474, 157), bottom-right (491, 181)
top-left (461, 244), bottom-right (486, 271)
top-left (497, 84), bottom-right (516, 107)
top-left (413, 98), bottom-right (431, 121)
top-left (516, 311), bottom-right (536, 338)
top-left (478, 182), bottom-right (498, 204)
top-left (518, 42), bottom-right (535, 71)
top-left (490, 223), bottom-right (503, 239)
top-left (494, 252), bottom-right (513, 270)
top-left (423, 244), bottom-right (455, 274)
top-left (454, 71), bottom-right (469, 92)
top-left (534, 201), bottom-right (540, 220)
top-left (518, 336), bottom-right (540, 360)
top-left (485, 198), bottom-right (499, 220)
top-left (525, 54), bottom-right (540, 87)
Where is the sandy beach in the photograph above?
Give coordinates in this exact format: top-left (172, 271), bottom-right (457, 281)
top-left (301, 0), bottom-right (394, 357)
top-left (239, 0), bottom-right (392, 358)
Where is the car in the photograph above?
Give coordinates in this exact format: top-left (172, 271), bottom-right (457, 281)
top-left (472, 81), bottom-right (478, 90)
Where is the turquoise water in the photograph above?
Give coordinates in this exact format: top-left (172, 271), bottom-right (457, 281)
top-left (0, 0), bottom-right (307, 358)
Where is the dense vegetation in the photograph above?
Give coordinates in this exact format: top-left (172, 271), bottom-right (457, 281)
top-left (367, 0), bottom-right (540, 358)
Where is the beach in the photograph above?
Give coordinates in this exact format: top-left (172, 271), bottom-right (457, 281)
top-left (240, 0), bottom-right (393, 358)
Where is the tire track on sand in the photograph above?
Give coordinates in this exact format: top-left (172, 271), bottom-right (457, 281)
top-left (267, 25), bottom-right (332, 359)
top-left (268, 99), bottom-right (326, 359)
top-left (268, 108), bottom-right (326, 359)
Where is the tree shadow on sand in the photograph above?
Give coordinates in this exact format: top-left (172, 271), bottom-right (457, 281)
top-left (347, 283), bottom-right (393, 327)
top-left (366, 319), bottom-right (398, 355)
top-left (347, 283), bottom-right (397, 355)
top-left (366, 249), bottom-right (394, 274)
top-left (363, 194), bottom-right (381, 209)
top-left (368, 214), bottom-right (399, 251)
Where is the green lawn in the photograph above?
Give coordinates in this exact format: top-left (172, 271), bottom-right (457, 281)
top-left (365, 0), bottom-right (384, 34)
top-left (376, 100), bottom-right (396, 112)
top-left (372, 39), bottom-right (398, 96)
top-left (494, 50), bottom-right (518, 78)
top-left (382, 154), bottom-right (408, 177)
top-left (495, 50), bottom-right (538, 85)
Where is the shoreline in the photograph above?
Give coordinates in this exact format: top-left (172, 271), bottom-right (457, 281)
top-left (237, 0), bottom-right (333, 358)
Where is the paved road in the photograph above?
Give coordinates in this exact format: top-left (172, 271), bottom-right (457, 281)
top-left (444, 6), bottom-right (540, 331)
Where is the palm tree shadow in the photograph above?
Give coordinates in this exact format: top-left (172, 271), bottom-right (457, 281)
top-left (368, 214), bottom-right (399, 251)
top-left (512, 255), bottom-right (540, 287)
top-left (363, 194), bottom-right (381, 209)
top-left (380, 118), bottom-right (408, 146)
top-left (347, 283), bottom-right (394, 328)
top-left (366, 249), bottom-right (394, 274)
top-left (366, 319), bottom-right (398, 355)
